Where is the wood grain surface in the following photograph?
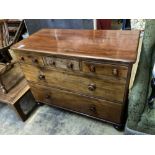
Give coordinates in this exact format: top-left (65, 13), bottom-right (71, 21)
top-left (11, 29), bottom-right (140, 63)
top-left (30, 83), bottom-right (123, 124)
top-left (20, 63), bottom-right (126, 102)
top-left (82, 61), bottom-right (128, 79)
top-left (0, 78), bottom-right (29, 105)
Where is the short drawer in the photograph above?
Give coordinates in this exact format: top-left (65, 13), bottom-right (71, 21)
top-left (30, 83), bottom-right (123, 124)
top-left (15, 52), bottom-right (44, 66)
top-left (21, 64), bottom-right (126, 102)
top-left (43, 56), bottom-right (80, 71)
top-left (82, 61), bottom-right (128, 79)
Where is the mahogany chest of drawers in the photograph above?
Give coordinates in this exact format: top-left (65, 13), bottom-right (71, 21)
top-left (12, 29), bottom-right (140, 129)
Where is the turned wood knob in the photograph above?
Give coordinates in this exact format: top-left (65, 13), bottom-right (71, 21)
top-left (89, 105), bottom-right (96, 112)
top-left (0, 85), bottom-right (7, 94)
top-left (50, 61), bottom-right (55, 66)
top-left (112, 68), bottom-right (118, 76)
top-left (45, 94), bottom-right (51, 99)
top-left (88, 83), bottom-right (96, 91)
top-left (32, 58), bottom-right (38, 63)
top-left (67, 62), bottom-right (73, 69)
top-left (89, 65), bottom-right (95, 72)
top-left (20, 56), bottom-right (24, 61)
top-left (38, 74), bottom-right (45, 80)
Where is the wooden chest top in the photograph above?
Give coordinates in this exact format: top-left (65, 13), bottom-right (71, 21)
top-left (11, 29), bottom-right (140, 63)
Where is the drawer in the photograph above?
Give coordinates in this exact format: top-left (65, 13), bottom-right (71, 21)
top-left (82, 61), bottom-right (128, 79)
top-left (21, 64), bottom-right (126, 102)
top-left (30, 83), bottom-right (123, 124)
top-left (43, 56), bottom-right (80, 71)
top-left (15, 52), bottom-right (44, 66)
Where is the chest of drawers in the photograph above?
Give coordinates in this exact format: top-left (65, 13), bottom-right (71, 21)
top-left (11, 29), bottom-right (140, 129)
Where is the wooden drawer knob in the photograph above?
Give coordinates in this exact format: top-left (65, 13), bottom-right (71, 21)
top-left (38, 74), bottom-right (45, 80)
top-left (67, 62), bottom-right (73, 69)
top-left (20, 56), bottom-right (25, 61)
top-left (89, 65), bottom-right (95, 72)
top-left (32, 58), bottom-right (38, 63)
top-left (45, 94), bottom-right (51, 99)
top-left (88, 83), bottom-right (96, 91)
top-left (50, 61), bottom-right (55, 66)
top-left (89, 105), bottom-right (96, 113)
top-left (112, 68), bottom-right (118, 76)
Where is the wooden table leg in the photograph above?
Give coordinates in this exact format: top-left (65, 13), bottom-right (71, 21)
top-left (12, 102), bottom-right (27, 121)
top-left (12, 100), bottom-right (38, 122)
top-left (0, 77), bottom-right (38, 121)
top-left (0, 77), bottom-right (8, 94)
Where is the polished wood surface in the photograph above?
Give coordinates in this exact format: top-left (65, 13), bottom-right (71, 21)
top-left (30, 83), bottom-right (123, 124)
top-left (12, 29), bottom-right (140, 63)
top-left (12, 29), bottom-right (140, 128)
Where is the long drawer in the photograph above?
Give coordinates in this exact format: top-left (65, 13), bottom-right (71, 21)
top-left (21, 64), bottom-right (126, 102)
top-left (29, 83), bottom-right (123, 124)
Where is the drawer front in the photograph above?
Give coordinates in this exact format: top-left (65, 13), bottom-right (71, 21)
top-left (82, 61), bottom-right (128, 79)
top-left (21, 64), bottom-right (126, 102)
top-left (15, 52), bottom-right (44, 66)
top-left (43, 56), bottom-right (80, 71)
top-left (30, 83), bottom-right (123, 124)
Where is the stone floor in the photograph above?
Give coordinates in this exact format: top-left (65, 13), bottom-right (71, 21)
top-left (0, 92), bottom-right (123, 135)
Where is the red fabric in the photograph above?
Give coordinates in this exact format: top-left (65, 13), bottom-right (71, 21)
top-left (97, 19), bottom-right (111, 30)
